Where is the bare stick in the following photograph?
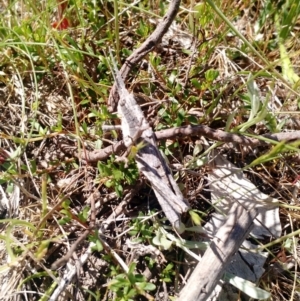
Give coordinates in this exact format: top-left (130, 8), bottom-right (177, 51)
top-left (107, 0), bottom-right (181, 112)
top-left (78, 127), bottom-right (300, 163)
top-left (110, 48), bottom-right (190, 232)
top-left (51, 229), bottom-right (90, 270)
top-left (177, 203), bottom-right (258, 301)
top-left (155, 125), bottom-right (300, 146)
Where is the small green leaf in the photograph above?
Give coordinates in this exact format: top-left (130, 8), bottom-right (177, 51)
top-left (191, 78), bottom-right (202, 89)
top-left (265, 112), bottom-right (278, 133)
top-left (89, 232), bottom-right (103, 252)
top-left (112, 169), bottom-right (123, 180)
top-left (185, 225), bottom-right (207, 234)
top-left (189, 210), bottom-right (202, 225)
top-left (247, 76), bottom-right (261, 120)
top-left (248, 140), bottom-right (286, 167)
top-left (128, 274), bottom-right (136, 285)
top-left (153, 231), bottom-right (173, 250)
top-left (58, 217), bottom-right (71, 225)
top-left (137, 19), bottom-right (149, 37)
top-left (162, 277), bottom-right (172, 282)
top-left (128, 263), bottom-right (136, 275)
top-left (109, 276), bottom-right (128, 290)
top-left (61, 200), bottom-right (71, 209)
top-left (187, 115), bottom-right (198, 125)
top-left (95, 240), bottom-right (103, 252)
top-left (81, 122), bottom-right (88, 134)
top-left (193, 144), bottom-right (203, 157)
top-left (224, 272), bottom-right (270, 300)
top-left (122, 48), bottom-right (132, 56)
top-left (283, 238), bottom-right (293, 252)
top-left (30, 159), bottom-right (37, 173)
top-left (6, 182), bottom-right (14, 194)
top-left (60, 209), bottom-right (72, 218)
top-left (136, 281), bottom-right (156, 291)
top-left (78, 206), bottom-right (90, 223)
top-left (179, 240), bottom-right (208, 250)
top-left (205, 69), bottom-right (219, 82)
top-left (105, 179), bottom-right (114, 188)
top-left (115, 183), bottom-right (123, 197)
top-left (97, 162), bottom-right (110, 176)
top-left (165, 263), bottom-right (174, 271)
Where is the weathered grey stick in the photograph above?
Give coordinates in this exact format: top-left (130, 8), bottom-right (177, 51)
top-left (110, 52), bottom-right (190, 233)
top-left (177, 202), bottom-right (258, 301)
top-left (135, 133), bottom-right (190, 232)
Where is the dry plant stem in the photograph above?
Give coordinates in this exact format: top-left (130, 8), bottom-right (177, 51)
top-left (81, 127), bottom-right (300, 163)
top-left (177, 202), bottom-right (258, 301)
top-left (51, 191), bottom-right (96, 270)
top-left (102, 181), bottom-right (142, 230)
top-left (107, 0), bottom-right (181, 112)
top-left (51, 229), bottom-right (90, 270)
top-left (49, 246), bottom-right (93, 301)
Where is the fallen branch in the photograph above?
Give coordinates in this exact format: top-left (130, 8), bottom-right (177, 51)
top-left (155, 125), bottom-right (300, 146)
top-left (77, 126), bottom-right (300, 163)
top-left (107, 0), bottom-right (182, 112)
top-left (161, 125), bottom-right (254, 144)
top-left (177, 202), bottom-right (258, 301)
top-left (110, 51), bottom-right (190, 233)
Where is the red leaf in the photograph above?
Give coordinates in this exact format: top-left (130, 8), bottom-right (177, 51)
top-left (0, 148), bottom-right (9, 164)
top-left (52, 18), bottom-right (70, 30)
top-left (52, 0), bottom-right (70, 30)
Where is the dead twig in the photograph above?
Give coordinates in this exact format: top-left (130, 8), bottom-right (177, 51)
top-left (81, 140), bottom-right (125, 162)
top-left (107, 0), bottom-right (182, 112)
top-left (155, 125), bottom-right (300, 146)
top-left (78, 126), bottom-right (300, 163)
top-left (51, 229), bottom-right (90, 270)
top-left (51, 186), bottom-right (97, 270)
top-left (101, 181), bottom-right (143, 231)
